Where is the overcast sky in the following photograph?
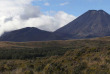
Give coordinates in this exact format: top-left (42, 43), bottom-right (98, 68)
top-left (0, 0), bottom-right (109, 36)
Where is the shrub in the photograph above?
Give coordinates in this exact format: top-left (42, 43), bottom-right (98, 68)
top-left (73, 62), bottom-right (87, 74)
top-left (24, 70), bottom-right (34, 74)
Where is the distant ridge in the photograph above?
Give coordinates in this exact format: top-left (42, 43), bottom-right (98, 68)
top-left (0, 27), bottom-right (53, 42)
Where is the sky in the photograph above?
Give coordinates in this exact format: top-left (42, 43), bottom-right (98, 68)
top-left (32, 0), bottom-right (110, 16)
top-left (0, 0), bottom-right (109, 36)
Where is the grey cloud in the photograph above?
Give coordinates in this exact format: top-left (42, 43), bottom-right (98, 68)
top-left (4, 17), bottom-right (13, 23)
top-left (20, 5), bottom-right (42, 20)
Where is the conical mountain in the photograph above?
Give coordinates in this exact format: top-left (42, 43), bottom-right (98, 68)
top-left (55, 10), bottom-right (110, 39)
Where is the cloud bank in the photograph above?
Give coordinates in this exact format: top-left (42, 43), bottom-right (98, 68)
top-left (0, 0), bottom-right (76, 36)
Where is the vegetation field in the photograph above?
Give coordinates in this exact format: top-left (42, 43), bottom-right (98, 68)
top-left (0, 37), bottom-right (110, 74)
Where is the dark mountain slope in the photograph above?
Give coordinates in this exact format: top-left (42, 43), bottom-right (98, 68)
top-left (55, 10), bottom-right (110, 39)
top-left (0, 27), bottom-right (54, 42)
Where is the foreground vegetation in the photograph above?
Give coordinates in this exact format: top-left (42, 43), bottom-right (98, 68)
top-left (0, 37), bottom-right (110, 74)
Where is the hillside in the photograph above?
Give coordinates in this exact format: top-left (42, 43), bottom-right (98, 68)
top-left (0, 27), bottom-right (55, 42)
top-left (0, 36), bottom-right (110, 48)
top-left (0, 37), bottom-right (110, 74)
top-left (55, 10), bottom-right (110, 39)
top-left (1, 36), bottom-right (110, 50)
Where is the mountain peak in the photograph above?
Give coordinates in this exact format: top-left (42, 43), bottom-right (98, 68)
top-left (88, 10), bottom-right (97, 12)
top-left (88, 10), bottom-right (105, 12)
top-left (87, 10), bottom-right (108, 14)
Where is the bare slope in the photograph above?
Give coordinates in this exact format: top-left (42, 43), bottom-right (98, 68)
top-left (55, 10), bottom-right (110, 39)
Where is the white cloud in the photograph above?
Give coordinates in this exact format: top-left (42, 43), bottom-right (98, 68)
top-left (60, 2), bottom-right (69, 6)
top-left (44, 2), bottom-right (50, 6)
top-left (0, 0), bottom-right (76, 36)
top-left (30, 11), bottom-right (76, 31)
